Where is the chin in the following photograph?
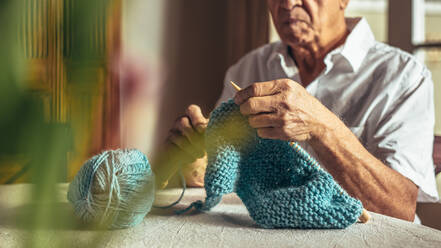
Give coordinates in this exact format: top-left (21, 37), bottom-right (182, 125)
top-left (279, 24), bottom-right (314, 47)
top-left (281, 34), bottom-right (314, 48)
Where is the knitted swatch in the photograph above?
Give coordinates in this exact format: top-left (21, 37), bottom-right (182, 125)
top-left (185, 99), bottom-right (363, 229)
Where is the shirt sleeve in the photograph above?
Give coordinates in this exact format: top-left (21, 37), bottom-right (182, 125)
top-left (370, 67), bottom-right (439, 202)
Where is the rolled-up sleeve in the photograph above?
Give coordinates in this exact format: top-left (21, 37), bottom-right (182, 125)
top-left (371, 67), bottom-right (439, 202)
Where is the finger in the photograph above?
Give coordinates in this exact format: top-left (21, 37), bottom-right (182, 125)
top-left (240, 95), bottom-right (277, 115)
top-left (163, 141), bottom-right (195, 166)
top-left (187, 131), bottom-right (206, 153)
top-left (174, 116), bottom-right (197, 145)
top-left (168, 130), bottom-right (204, 159)
top-left (248, 113), bottom-right (282, 129)
top-left (186, 105), bottom-right (209, 133)
top-left (256, 127), bottom-right (290, 140)
top-left (257, 125), bottom-right (312, 141)
top-left (175, 115), bottom-right (206, 151)
top-left (234, 81), bottom-right (280, 105)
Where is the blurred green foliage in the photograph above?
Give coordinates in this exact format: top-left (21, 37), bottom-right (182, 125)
top-left (0, 0), bottom-right (113, 247)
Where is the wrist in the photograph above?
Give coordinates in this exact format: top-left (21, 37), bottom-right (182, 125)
top-left (309, 112), bottom-right (343, 148)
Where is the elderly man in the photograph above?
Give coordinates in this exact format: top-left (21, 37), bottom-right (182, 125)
top-left (163, 0), bottom-right (439, 222)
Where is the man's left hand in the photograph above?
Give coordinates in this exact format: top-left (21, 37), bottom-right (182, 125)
top-left (234, 79), bottom-right (336, 142)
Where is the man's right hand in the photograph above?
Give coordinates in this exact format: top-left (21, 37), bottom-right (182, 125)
top-left (154, 104), bottom-right (209, 189)
top-left (164, 105), bottom-right (208, 187)
top-left (167, 104), bottom-right (208, 164)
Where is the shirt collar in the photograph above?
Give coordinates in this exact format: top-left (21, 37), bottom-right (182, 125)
top-left (338, 17), bottom-right (376, 72)
top-left (267, 17), bottom-right (376, 76)
top-left (267, 41), bottom-right (298, 78)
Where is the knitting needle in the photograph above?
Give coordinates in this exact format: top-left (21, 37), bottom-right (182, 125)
top-left (230, 81), bottom-right (242, 92)
top-left (230, 81), bottom-right (371, 223)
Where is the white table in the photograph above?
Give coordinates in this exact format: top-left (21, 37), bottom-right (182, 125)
top-left (1, 184), bottom-right (441, 248)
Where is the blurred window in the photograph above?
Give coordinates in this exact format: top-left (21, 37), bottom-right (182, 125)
top-left (424, 0), bottom-right (441, 136)
top-left (346, 0), bottom-right (388, 42)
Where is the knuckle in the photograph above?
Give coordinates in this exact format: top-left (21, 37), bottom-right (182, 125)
top-left (187, 104), bottom-right (199, 113)
top-left (178, 117), bottom-right (188, 126)
top-left (287, 89), bottom-right (296, 97)
top-left (242, 99), bottom-right (254, 114)
top-left (279, 93), bottom-right (288, 102)
top-left (280, 113), bottom-right (290, 125)
top-left (193, 119), bottom-right (205, 127)
top-left (280, 93), bottom-right (295, 110)
top-left (248, 99), bottom-right (256, 109)
top-left (279, 99), bottom-right (290, 110)
top-left (248, 116), bottom-right (257, 126)
top-left (281, 126), bottom-right (290, 135)
top-left (176, 117), bottom-right (191, 131)
top-left (284, 78), bottom-right (293, 85)
top-left (186, 105), bottom-right (200, 119)
top-left (251, 84), bottom-right (260, 96)
top-left (281, 79), bottom-right (294, 91)
top-left (187, 105), bottom-right (207, 125)
top-left (279, 79), bottom-right (288, 87)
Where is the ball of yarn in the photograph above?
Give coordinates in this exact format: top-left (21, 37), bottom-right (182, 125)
top-left (67, 149), bottom-right (155, 229)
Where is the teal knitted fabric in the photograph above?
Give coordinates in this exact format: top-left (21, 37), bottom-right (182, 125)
top-left (186, 99), bottom-right (363, 229)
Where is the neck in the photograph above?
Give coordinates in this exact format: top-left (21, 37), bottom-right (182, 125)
top-left (289, 21), bottom-right (349, 87)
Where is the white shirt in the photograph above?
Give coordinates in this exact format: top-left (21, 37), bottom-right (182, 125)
top-left (217, 17), bottom-right (439, 203)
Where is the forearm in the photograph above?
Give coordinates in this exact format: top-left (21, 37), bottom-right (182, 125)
top-left (309, 115), bottom-right (418, 221)
top-left (233, 79), bottom-right (420, 221)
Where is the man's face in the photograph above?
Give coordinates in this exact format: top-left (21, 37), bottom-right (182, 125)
top-left (267, 0), bottom-right (346, 47)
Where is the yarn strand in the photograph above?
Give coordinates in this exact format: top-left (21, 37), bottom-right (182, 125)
top-left (153, 169), bottom-right (187, 209)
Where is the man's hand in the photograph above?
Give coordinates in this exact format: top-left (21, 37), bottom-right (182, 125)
top-left (166, 104), bottom-right (208, 187)
top-left (234, 79), bottom-right (336, 142)
top-left (234, 78), bottom-right (418, 221)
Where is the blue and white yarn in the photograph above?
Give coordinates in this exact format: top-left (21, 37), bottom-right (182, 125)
top-left (184, 99), bottom-right (363, 229)
top-left (67, 149), bottom-right (155, 229)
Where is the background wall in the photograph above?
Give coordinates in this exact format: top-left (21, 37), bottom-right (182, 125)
top-left (156, 0), bottom-right (269, 149)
